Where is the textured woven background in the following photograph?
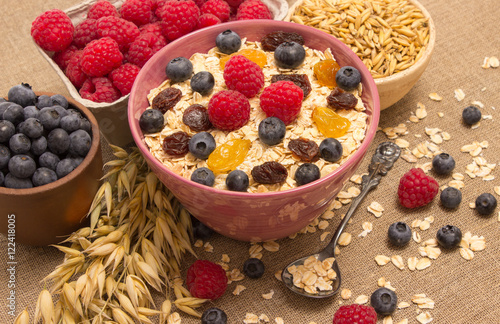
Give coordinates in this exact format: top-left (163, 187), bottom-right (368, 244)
top-left (1, 0), bottom-right (499, 323)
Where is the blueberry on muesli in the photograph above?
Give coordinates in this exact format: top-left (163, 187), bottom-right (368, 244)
top-left (188, 132), bottom-right (216, 160)
top-left (319, 138), bottom-right (343, 162)
top-left (258, 117), bottom-right (286, 146)
top-left (215, 30), bottom-right (241, 54)
top-left (226, 170), bottom-right (249, 192)
top-left (190, 71), bottom-right (215, 96)
top-left (139, 109), bottom-right (164, 134)
top-left (191, 167), bottom-right (215, 187)
top-left (335, 66), bottom-right (361, 91)
top-left (165, 56), bottom-right (193, 83)
top-left (295, 163), bottom-right (320, 186)
top-left (274, 42), bottom-right (306, 69)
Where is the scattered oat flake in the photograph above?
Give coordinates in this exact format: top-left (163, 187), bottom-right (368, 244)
top-left (454, 89), bottom-right (465, 101)
top-left (262, 290), bottom-right (274, 299)
top-left (383, 316), bottom-right (394, 324)
top-left (167, 312), bottom-right (181, 324)
top-left (263, 241), bottom-right (279, 252)
top-left (460, 247), bottom-right (474, 260)
top-left (416, 311), bottom-right (433, 324)
top-left (341, 288), bottom-right (352, 300)
top-left (391, 255), bottom-right (405, 270)
top-left (416, 257), bottom-right (432, 270)
top-left (221, 254), bottom-right (230, 263)
top-left (437, 112), bottom-right (444, 117)
top-left (274, 317), bottom-right (284, 324)
top-left (396, 320), bottom-right (409, 324)
top-left (244, 313), bottom-right (260, 324)
top-left (415, 102), bottom-right (427, 119)
top-left (338, 233), bottom-right (352, 246)
top-left (398, 302), bottom-right (411, 309)
top-left (259, 314), bottom-right (270, 322)
top-left (320, 231), bottom-right (330, 241)
top-left (354, 295), bottom-right (369, 304)
top-left (275, 270), bottom-right (282, 281)
top-left (194, 239), bottom-right (203, 248)
top-left (375, 255), bottom-right (391, 266)
top-left (429, 93), bottom-right (442, 101)
top-left (203, 242), bottom-right (214, 252)
top-left (233, 285), bottom-right (246, 295)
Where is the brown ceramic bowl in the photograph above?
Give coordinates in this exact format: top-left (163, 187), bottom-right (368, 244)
top-left (0, 92), bottom-right (103, 246)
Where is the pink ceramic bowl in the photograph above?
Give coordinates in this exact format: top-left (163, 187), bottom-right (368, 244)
top-left (129, 20), bottom-right (380, 242)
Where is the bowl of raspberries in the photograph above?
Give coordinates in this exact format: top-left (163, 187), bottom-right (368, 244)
top-left (0, 84), bottom-right (103, 246)
top-left (128, 20), bottom-right (380, 242)
top-left (30, 0), bottom-right (288, 146)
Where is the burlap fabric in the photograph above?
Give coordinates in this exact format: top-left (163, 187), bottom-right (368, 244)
top-left (1, 0), bottom-right (499, 323)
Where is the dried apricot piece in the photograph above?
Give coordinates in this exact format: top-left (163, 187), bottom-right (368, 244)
top-left (219, 48), bottom-right (267, 69)
top-left (312, 106), bottom-right (351, 138)
top-left (207, 138), bottom-right (251, 173)
top-left (313, 59), bottom-right (340, 88)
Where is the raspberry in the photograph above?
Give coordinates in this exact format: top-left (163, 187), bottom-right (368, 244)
top-left (186, 260), bottom-right (227, 300)
top-left (208, 90), bottom-right (250, 131)
top-left (31, 9), bottom-right (75, 52)
top-left (259, 81), bottom-right (303, 125)
top-left (65, 50), bottom-right (88, 88)
top-left (192, 0), bottom-right (207, 7)
top-left (110, 63), bottom-right (141, 96)
top-left (397, 168), bottom-right (439, 208)
top-left (79, 77), bottom-right (121, 103)
top-left (73, 19), bottom-right (98, 49)
top-left (200, 0), bottom-right (231, 22)
top-left (52, 44), bottom-right (78, 71)
top-left (139, 22), bottom-right (164, 38)
top-left (156, 0), bottom-right (200, 41)
top-left (197, 13), bottom-right (221, 29)
top-left (223, 55), bottom-right (264, 98)
top-left (333, 304), bottom-right (377, 324)
top-left (87, 0), bottom-right (119, 20)
top-left (225, 0), bottom-right (244, 9)
top-left (80, 37), bottom-right (123, 77)
top-left (96, 16), bottom-right (140, 52)
top-left (236, 0), bottom-right (273, 20)
top-left (120, 0), bottom-right (153, 26)
top-left (127, 32), bottom-right (167, 67)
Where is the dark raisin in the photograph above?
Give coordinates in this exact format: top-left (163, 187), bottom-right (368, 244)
top-left (251, 161), bottom-right (288, 184)
top-left (182, 104), bottom-right (212, 132)
top-left (162, 131), bottom-right (190, 157)
top-left (326, 87), bottom-right (358, 110)
top-left (288, 138), bottom-right (319, 162)
top-left (152, 88), bottom-right (182, 113)
top-left (261, 31), bottom-right (305, 51)
top-left (270, 74), bottom-right (312, 98)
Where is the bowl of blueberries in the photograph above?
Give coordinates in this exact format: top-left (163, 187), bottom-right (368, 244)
top-left (128, 20), bottom-right (380, 242)
top-left (0, 83), bottom-right (102, 246)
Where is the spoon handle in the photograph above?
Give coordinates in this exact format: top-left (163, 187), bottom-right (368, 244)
top-left (319, 142), bottom-right (401, 260)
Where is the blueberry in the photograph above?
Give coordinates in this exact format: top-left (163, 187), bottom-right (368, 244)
top-left (79, 116), bottom-right (92, 134)
top-left (18, 118), bottom-right (44, 139)
top-left (4, 173), bottom-right (33, 189)
top-left (31, 136), bottom-right (48, 156)
top-left (258, 117), bottom-right (286, 146)
top-left (7, 83), bottom-right (37, 107)
top-left (370, 287), bottom-right (397, 315)
top-left (274, 42), bottom-right (306, 69)
top-left (432, 153), bottom-right (455, 175)
top-left (191, 216), bottom-right (213, 241)
top-left (462, 105), bottom-right (481, 125)
top-left (56, 158), bottom-right (77, 178)
top-left (190, 167), bottom-right (215, 186)
top-left (38, 107), bottom-right (61, 130)
top-left (387, 222), bottom-right (411, 246)
top-left (0, 102), bottom-right (13, 117)
top-left (53, 105), bottom-right (69, 118)
top-left (36, 95), bottom-right (54, 109)
top-left (215, 29), bottom-right (241, 54)
top-left (319, 138), bottom-right (343, 162)
top-left (50, 94), bottom-right (69, 108)
top-left (23, 105), bottom-right (39, 119)
top-left (139, 109), bottom-right (164, 134)
top-left (201, 307), bottom-right (227, 324)
top-left (225, 170), bottom-right (249, 192)
top-left (475, 193), bottom-right (497, 216)
top-left (60, 114), bottom-right (81, 133)
top-left (188, 132), bottom-right (216, 159)
top-left (0, 120), bottom-right (16, 143)
top-left (440, 187), bottom-right (462, 209)
top-left (295, 163), bottom-right (320, 186)
top-left (39, 151), bottom-right (60, 171)
top-left (190, 71), bottom-right (215, 95)
top-left (335, 66), bottom-right (362, 91)
top-left (0, 171), bottom-right (4, 186)
top-left (32, 167), bottom-right (58, 187)
top-left (166, 57), bottom-right (193, 83)
top-left (243, 258), bottom-right (265, 279)
top-left (8, 154), bottom-right (36, 179)
top-left (436, 225), bottom-right (462, 249)
top-left (3, 103), bottom-right (25, 125)
top-left (47, 128), bottom-right (70, 155)
top-left (0, 144), bottom-right (11, 169)
top-left (69, 129), bottom-right (92, 157)
top-left (9, 133), bottom-right (31, 154)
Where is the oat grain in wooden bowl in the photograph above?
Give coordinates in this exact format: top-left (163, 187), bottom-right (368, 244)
top-left (286, 0), bottom-right (436, 109)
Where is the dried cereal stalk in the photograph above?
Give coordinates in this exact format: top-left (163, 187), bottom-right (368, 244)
top-left (24, 145), bottom-right (206, 323)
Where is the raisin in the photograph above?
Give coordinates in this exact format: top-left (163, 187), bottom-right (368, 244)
top-left (271, 74), bottom-right (312, 98)
top-left (261, 31), bottom-right (305, 51)
top-left (288, 138), bottom-right (319, 162)
top-left (162, 131), bottom-right (190, 157)
top-left (152, 87), bottom-right (182, 113)
top-left (327, 87), bottom-right (358, 110)
top-left (251, 161), bottom-right (288, 184)
top-left (182, 104), bottom-right (212, 131)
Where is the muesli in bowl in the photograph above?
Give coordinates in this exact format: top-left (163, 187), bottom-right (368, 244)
top-left (129, 20), bottom-right (379, 241)
top-left (141, 31), bottom-right (369, 193)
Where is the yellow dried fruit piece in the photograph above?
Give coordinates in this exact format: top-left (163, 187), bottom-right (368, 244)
top-left (312, 106), bottom-right (351, 138)
top-left (220, 49), bottom-right (267, 69)
top-left (207, 139), bottom-right (251, 173)
top-left (313, 59), bottom-right (340, 88)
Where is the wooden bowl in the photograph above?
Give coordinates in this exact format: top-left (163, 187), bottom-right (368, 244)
top-left (0, 92), bottom-right (103, 246)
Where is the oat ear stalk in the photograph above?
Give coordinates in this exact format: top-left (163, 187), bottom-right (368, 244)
top-left (24, 147), bottom-right (199, 322)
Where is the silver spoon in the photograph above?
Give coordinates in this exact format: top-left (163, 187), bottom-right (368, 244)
top-left (282, 142), bottom-right (401, 298)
